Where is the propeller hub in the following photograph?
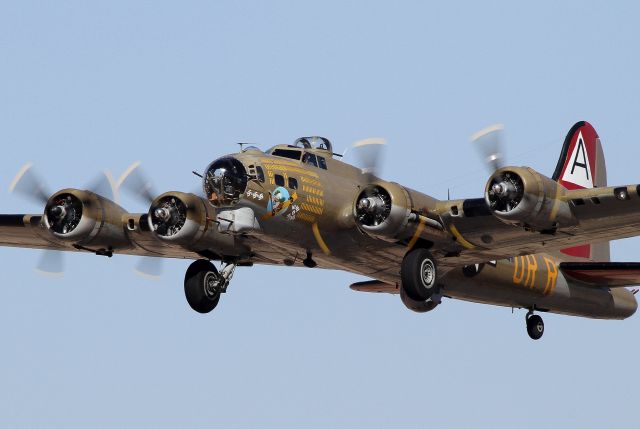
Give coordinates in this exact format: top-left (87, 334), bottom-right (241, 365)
top-left (50, 205), bottom-right (67, 219)
top-left (355, 186), bottom-right (392, 227)
top-left (486, 171), bottom-right (525, 214)
top-left (44, 193), bottom-right (83, 235)
top-left (154, 207), bottom-right (172, 222)
top-left (357, 197), bottom-right (377, 212)
top-left (149, 196), bottom-right (188, 237)
top-left (491, 182), bottom-right (515, 197)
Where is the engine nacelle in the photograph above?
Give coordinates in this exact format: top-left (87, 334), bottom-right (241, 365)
top-left (485, 166), bottom-right (577, 231)
top-left (147, 192), bottom-right (238, 253)
top-left (44, 189), bottom-right (130, 248)
top-left (353, 181), bottom-right (447, 243)
top-left (354, 182), bottom-right (412, 241)
top-left (148, 192), bottom-right (214, 244)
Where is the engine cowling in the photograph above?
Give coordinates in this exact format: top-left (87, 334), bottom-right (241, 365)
top-left (148, 192), bottom-right (214, 243)
top-left (44, 189), bottom-right (130, 248)
top-left (353, 181), bottom-right (448, 244)
top-left (354, 182), bottom-right (412, 241)
top-left (147, 192), bottom-right (237, 253)
top-left (485, 166), bottom-right (577, 230)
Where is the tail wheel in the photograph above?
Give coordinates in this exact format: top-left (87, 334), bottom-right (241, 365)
top-left (184, 259), bottom-right (222, 314)
top-left (526, 314), bottom-right (544, 340)
top-left (401, 248), bottom-right (438, 301)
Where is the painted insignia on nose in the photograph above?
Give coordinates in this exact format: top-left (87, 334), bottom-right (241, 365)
top-left (261, 186), bottom-right (298, 220)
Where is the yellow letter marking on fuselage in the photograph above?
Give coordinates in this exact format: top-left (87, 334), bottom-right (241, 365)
top-left (513, 255), bottom-right (558, 295)
top-left (524, 255), bottom-right (538, 289)
top-left (513, 256), bottom-right (525, 284)
top-left (542, 256), bottom-right (558, 295)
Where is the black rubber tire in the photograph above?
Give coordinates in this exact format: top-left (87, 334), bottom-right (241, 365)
top-left (400, 286), bottom-right (439, 313)
top-left (526, 314), bottom-right (544, 340)
top-left (184, 259), bottom-right (221, 314)
top-left (401, 248), bottom-right (438, 301)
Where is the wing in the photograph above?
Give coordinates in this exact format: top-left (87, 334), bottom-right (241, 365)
top-left (0, 209), bottom-right (292, 268)
top-left (433, 184), bottom-right (640, 269)
top-left (0, 215), bottom-right (62, 250)
top-left (0, 213), bottom-right (198, 258)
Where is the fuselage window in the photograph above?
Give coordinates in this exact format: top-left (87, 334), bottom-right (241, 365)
top-left (275, 174), bottom-right (285, 187)
top-left (256, 166), bottom-right (265, 183)
top-left (317, 156), bottom-right (327, 170)
top-left (288, 177), bottom-right (298, 190)
top-left (272, 149), bottom-right (302, 161)
top-left (303, 152), bottom-right (318, 167)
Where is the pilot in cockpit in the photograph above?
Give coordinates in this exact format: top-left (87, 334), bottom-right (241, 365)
top-left (302, 152), bottom-right (318, 167)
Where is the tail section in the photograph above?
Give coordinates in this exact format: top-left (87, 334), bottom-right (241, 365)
top-left (552, 121), bottom-right (610, 261)
top-left (552, 121), bottom-right (607, 189)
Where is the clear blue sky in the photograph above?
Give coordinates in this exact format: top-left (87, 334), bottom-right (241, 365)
top-left (1, 1), bottom-right (639, 428)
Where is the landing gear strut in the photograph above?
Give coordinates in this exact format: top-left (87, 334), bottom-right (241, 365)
top-left (526, 310), bottom-right (544, 340)
top-left (184, 259), bottom-right (236, 314)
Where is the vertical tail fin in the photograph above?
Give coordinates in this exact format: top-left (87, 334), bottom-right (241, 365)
top-left (552, 121), bottom-right (610, 261)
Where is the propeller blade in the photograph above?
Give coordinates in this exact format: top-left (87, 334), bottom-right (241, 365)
top-left (35, 250), bottom-right (65, 277)
top-left (86, 170), bottom-right (117, 201)
top-left (117, 161), bottom-right (156, 204)
top-left (352, 138), bottom-right (386, 180)
top-left (8, 162), bottom-right (50, 205)
top-left (471, 124), bottom-right (505, 172)
top-left (134, 256), bottom-right (164, 279)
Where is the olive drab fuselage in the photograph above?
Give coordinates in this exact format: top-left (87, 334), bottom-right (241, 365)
top-left (206, 143), bottom-right (636, 321)
top-left (1, 124), bottom-right (638, 328)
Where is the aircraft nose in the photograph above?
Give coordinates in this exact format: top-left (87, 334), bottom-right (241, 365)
top-left (612, 288), bottom-right (638, 319)
top-left (202, 156), bottom-right (248, 207)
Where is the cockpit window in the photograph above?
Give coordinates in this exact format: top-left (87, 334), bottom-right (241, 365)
top-left (272, 149), bottom-right (302, 161)
top-left (241, 145), bottom-right (262, 153)
top-left (302, 152), bottom-right (318, 167)
top-left (256, 166), bottom-right (265, 183)
top-left (317, 156), bottom-right (327, 170)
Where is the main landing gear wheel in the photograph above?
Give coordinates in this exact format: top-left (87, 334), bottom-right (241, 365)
top-left (184, 259), bottom-right (225, 314)
top-left (401, 248), bottom-right (438, 301)
top-left (400, 286), bottom-right (439, 313)
top-left (526, 312), bottom-right (544, 340)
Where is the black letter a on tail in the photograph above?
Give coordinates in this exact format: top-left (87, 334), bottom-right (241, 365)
top-left (570, 137), bottom-right (589, 180)
top-left (560, 130), bottom-right (594, 189)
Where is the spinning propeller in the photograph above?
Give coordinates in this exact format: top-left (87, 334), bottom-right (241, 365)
top-left (8, 163), bottom-right (116, 276)
top-left (470, 124), bottom-right (523, 211)
top-left (117, 161), bottom-right (164, 278)
top-left (351, 137), bottom-right (386, 181)
top-left (350, 138), bottom-right (393, 227)
top-left (116, 161), bottom-right (157, 205)
top-left (471, 124), bottom-right (505, 173)
top-left (117, 161), bottom-right (205, 279)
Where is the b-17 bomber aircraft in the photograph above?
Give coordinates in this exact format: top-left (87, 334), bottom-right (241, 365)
top-left (1, 121), bottom-right (639, 340)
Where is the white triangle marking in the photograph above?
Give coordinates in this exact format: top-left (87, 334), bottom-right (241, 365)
top-left (561, 131), bottom-right (594, 188)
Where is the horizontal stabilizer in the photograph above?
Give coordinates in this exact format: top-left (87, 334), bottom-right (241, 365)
top-left (559, 262), bottom-right (640, 287)
top-left (350, 280), bottom-right (398, 294)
